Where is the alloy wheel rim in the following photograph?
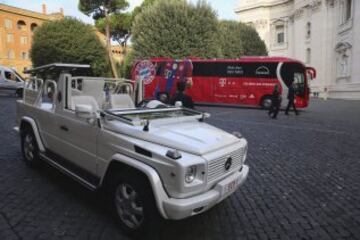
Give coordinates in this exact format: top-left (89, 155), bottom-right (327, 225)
top-left (24, 134), bottom-right (34, 161)
top-left (115, 183), bottom-right (144, 229)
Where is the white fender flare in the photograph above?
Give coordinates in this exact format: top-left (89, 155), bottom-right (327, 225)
top-left (20, 117), bottom-right (46, 152)
top-left (104, 153), bottom-right (170, 219)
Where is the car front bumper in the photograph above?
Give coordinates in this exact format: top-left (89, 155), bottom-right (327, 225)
top-left (162, 165), bottom-right (249, 220)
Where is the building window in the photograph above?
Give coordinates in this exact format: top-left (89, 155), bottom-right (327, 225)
top-left (21, 52), bottom-right (28, 60)
top-left (17, 20), bottom-right (27, 31)
top-left (276, 25), bottom-right (285, 44)
top-left (345, 0), bottom-right (352, 21)
top-left (306, 22), bottom-right (311, 39)
top-left (7, 33), bottom-right (14, 43)
top-left (4, 19), bottom-right (13, 29)
top-left (7, 50), bottom-right (15, 59)
top-left (31, 23), bottom-right (38, 32)
top-left (20, 36), bottom-right (28, 45)
top-left (340, 0), bottom-right (353, 24)
top-left (306, 48), bottom-right (311, 64)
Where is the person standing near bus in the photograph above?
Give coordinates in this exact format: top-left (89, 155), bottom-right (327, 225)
top-left (285, 83), bottom-right (299, 115)
top-left (268, 85), bottom-right (281, 119)
top-left (170, 81), bottom-right (194, 109)
top-left (176, 58), bottom-right (193, 89)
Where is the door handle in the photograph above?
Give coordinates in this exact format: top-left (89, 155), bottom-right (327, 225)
top-left (60, 125), bottom-right (69, 132)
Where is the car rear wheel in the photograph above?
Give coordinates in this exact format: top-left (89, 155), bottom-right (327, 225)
top-left (21, 128), bottom-right (40, 167)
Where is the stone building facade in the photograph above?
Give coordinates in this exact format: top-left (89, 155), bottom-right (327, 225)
top-left (0, 3), bottom-right (64, 77)
top-left (235, 0), bottom-right (360, 100)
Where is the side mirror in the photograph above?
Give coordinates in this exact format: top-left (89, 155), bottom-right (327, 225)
top-left (75, 104), bottom-right (96, 119)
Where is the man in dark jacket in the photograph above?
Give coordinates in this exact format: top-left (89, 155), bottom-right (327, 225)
top-left (268, 85), bottom-right (281, 119)
top-left (170, 81), bottom-right (194, 109)
top-left (285, 84), bottom-right (299, 115)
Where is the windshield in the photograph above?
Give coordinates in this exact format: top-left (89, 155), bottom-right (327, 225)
top-left (106, 108), bottom-right (202, 125)
top-left (13, 70), bottom-right (24, 82)
top-left (120, 109), bottom-right (196, 121)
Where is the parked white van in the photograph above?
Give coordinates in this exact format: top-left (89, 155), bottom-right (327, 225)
top-left (0, 65), bottom-right (25, 97)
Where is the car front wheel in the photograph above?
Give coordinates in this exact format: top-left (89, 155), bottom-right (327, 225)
top-left (110, 170), bottom-right (162, 237)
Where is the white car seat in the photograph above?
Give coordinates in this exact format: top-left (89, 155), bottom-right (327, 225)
top-left (71, 95), bottom-right (99, 112)
top-left (110, 94), bottom-right (135, 109)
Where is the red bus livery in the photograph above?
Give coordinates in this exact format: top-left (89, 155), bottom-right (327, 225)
top-left (132, 57), bottom-right (316, 109)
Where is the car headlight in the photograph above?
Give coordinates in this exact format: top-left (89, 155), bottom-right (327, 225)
top-left (185, 165), bottom-right (197, 183)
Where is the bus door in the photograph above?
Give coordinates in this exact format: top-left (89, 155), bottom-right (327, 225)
top-left (280, 62), bottom-right (308, 108)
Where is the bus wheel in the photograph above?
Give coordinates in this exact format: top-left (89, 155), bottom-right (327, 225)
top-left (261, 96), bottom-right (272, 109)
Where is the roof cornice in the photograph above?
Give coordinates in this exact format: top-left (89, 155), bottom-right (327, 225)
top-left (235, 0), bottom-right (293, 13)
top-left (0, 3), bottom-right (62, 21)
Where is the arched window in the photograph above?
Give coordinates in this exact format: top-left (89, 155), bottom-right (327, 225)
top-left (271, 20), bottom-right (286, 46)
top-left (344, 0), bottom-right (352, 22)
top-left (31, 23), bottom-right (38, 32)
top-left (306, 48), bottom-right (311, 64)
top-left (276, 25), bottom-right (285, 44)
top-left (17, 20), bottom-right (26, 31)
top-left (306, 22), bottom-right (311, 39)
top-left (340, 0), bottom-right (353, 24)
top-left (21, 52), bottom-right (28, 60)
top-left (8, 50), bottom-right (15, 59)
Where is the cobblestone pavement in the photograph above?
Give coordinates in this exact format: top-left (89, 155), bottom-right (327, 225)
top-left (0, 94), bottom-right (359, 240)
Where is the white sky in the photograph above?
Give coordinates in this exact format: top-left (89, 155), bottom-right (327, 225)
top-left (0, 0), bottom-right (238, 24)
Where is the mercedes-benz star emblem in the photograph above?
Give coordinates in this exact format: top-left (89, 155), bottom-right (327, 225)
top-left (225, 157), bottom-right (232, 171)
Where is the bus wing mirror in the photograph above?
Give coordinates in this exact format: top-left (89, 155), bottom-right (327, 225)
top-left (306, 67), bottom-right (316, 80)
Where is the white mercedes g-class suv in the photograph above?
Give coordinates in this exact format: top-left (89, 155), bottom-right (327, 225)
top-left (15, 63), bottom-right (249, 235)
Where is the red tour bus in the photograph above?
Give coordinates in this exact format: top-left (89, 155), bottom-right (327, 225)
top-left (132, 57), bottom-right (316, 108)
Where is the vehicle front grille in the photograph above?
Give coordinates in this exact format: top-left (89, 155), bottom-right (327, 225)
top-left (207, 149), bottom-right (244, 182)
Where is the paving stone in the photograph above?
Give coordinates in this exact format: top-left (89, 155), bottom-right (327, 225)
top-left (0, 96), bottom-right (359, 240)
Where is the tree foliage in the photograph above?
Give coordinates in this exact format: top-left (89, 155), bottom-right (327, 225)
top-left (121, 50), bottom-right (135, 78)
top-left (95, 12), bottom-right (132, 45)
top-left (238, 23), bottom-right (268, 56)
top-left (78, 0), bottom-right (129, 19)
top-left (219, 20), bottom-right (267, 57)
top-left (131, 0), bottom-right (221, 59)
top-left (79, 0), bottom-right (130, 77)
top-left (132, 0), bottom-right (157, 19)
top-left (30, 18), bottom-right (111, 76)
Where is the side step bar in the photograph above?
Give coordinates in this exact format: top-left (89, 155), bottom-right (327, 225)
top-left (39, 153), bottom-right (98, 191)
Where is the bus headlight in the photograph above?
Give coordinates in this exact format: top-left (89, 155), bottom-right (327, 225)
top-left (185, 165), bottom-right (197, 183)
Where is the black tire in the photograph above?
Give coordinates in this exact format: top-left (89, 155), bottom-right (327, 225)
top-left (261, 96), bottom-right (273, 109)
top-left (16, 88), bottom-right (23, 98)
top-left (21, 127), bottom-right (40, 167)
top-left (109, 169), bottom-right (162, 238)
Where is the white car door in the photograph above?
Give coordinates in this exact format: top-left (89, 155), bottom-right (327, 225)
top-left (53, 109), bottom-right (100, 185)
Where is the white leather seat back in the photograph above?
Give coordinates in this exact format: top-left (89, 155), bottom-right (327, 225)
top-left (71, 95), bottom-right (99, 111)
top-left (110, 94), bottom-right (135, 109)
